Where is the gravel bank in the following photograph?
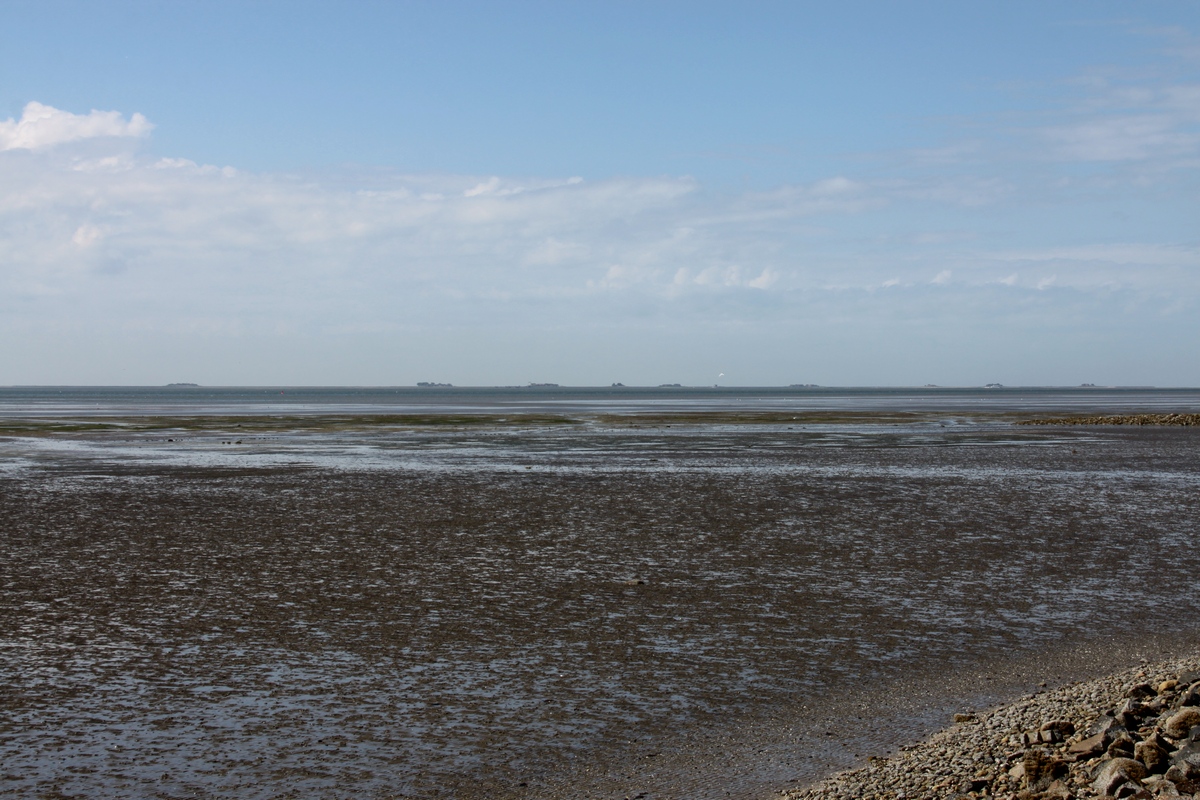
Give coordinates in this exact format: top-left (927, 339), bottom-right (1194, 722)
top-left (1019, 414), bottom-right (1200, 426)
top-left (784, 651), bottom-right (1200, 800)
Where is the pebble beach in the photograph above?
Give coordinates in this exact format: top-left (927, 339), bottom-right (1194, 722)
top-left (786, 651), bottom-right (1200, 800)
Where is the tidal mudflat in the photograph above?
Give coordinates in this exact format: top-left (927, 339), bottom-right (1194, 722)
top-left (2, 414), bottom-right (1199, 799)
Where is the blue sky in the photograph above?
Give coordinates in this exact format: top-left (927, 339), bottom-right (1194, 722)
top-left (2, 1), bottom-right (1198, 385)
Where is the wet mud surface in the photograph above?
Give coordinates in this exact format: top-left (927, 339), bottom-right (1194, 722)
top-left (2, 421), bottom-right (1199, 799)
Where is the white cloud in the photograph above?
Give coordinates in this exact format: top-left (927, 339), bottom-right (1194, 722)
top-left (888, 176), bottom-right (1013, 207)
top-left (1045, 114), bottom-right (1198, 161)
top-left (71, 223), bottom-right (104, 248)
top-left (994, 243), bottom-right (1200, 268)
top-left (0, 101), bottom-right (152, 151)
top-left (811, 176), bottom-right (859, 195)
top-left (2, 111), bottom-right (1195, 325)
top-left (464, 176), bottom-right (501, 197)
top-left (747, 268), bottom-right (777, 289)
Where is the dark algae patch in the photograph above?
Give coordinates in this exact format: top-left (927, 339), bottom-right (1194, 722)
top-left (0, 413), bottom-right (585, 436)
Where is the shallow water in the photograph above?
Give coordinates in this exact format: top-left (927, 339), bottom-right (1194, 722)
top-left (2, 411), bottom-right (1200, 799)
top-left (3, 384), bottom-right (1199, 418)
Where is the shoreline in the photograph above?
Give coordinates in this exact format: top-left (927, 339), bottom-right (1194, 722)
top-left (1019, 414), bottom-right (1200, 427)
top-left (783, 649), bottom-right (1200, 800)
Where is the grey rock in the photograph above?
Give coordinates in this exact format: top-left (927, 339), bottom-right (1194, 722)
top-left (1171, 743), bottom-right (1200, 779)
top-left (1071, 732), bottom-right (1109, 757)
top-left (1113, 786), bottom-right (1150, 800)
top-left (1090, 714), bottom-right (1127, 742)
top-left (1093, 757), bottom-right (1148, 796)
top-left (1164, 764), bottom-right (1199, 794)
top-left (1117, 699), bottom-right (1144, 730)
top-left (1113, 785), bottom-right (1151, 800)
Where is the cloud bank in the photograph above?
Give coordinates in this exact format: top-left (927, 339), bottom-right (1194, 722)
top-left (1, 95), bottom-right (1197, 386)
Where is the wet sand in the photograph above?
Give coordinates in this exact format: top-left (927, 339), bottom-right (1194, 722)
top-left (2, 418), bottom-right (1199, 798)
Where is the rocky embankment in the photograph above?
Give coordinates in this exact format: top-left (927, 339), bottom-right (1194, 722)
top-left (1019, 414), bottom-right (1200, 426)
top-left (784, 654), bottom-right (1200, 800)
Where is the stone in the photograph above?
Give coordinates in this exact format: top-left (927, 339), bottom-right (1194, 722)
top-left (1141, 696), bottom-right (1168, 716)
top-left (1093, 758), bottom-right (1148, 797)
top-left (958, 777), bottom-right (990, 793)
top-left (1171, 744), bottom-right (1200, 778)
top-left (1025, 749), bottom-right (1068, 793)
top-left (1071, 732), bottom-right (1109, 757)
top-left (1113, 786), bottom-right (1151, 800)
top-left (1164, 764), bottom-right (1199, 794)
top-left (1163, 709), bottom-right (1200, 739)
top-left (1041, 720), bottom-right (1076, 737)
top-left (1108, 733), bottom-right (1136, 758)
top-left (1118, 699), bottom-right (1147, 729)
top-left (1038, 779), bottom-right (1072, 799)
top-left (1134, 739), bottom-right (1171, 773)
top-left (1113, 785), bottom-right (1150, 800)
top-left (1145, 730), bottom-right (1173, 752)
top-left (1089, 715), bottom-right (1127, 742)
top-left (1126, 683), bottom-right (1157, 700)
top-left (1159, 680), bottom-right (1180, 694)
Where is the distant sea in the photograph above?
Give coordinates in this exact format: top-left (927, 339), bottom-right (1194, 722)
top-left (1, 384), bottom-right (1198, 417)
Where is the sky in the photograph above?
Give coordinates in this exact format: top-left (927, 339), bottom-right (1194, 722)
top-left (2, 1), bottom-right (1199, 387)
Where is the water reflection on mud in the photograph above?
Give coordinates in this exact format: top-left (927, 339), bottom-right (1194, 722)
top-left (2, 421), bottom-right (1199, 799)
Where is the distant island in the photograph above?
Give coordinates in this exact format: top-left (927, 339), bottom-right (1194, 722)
top-left (165, 383), bottom-right (199, 387)
top-left (416, 382), bottom-right (453, 388)
top-left (657, 383), bottom-right (682, 388)
top-left (789, 384), bottom-right (820, 388)
top-left (983, 383), bottom-right (1004, 388)
top-left (528, 382), bottom-right (559, 388)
